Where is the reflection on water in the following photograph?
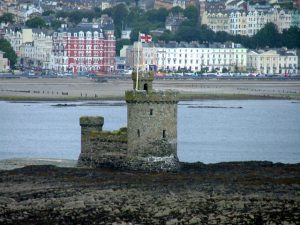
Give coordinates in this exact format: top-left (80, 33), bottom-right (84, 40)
top-left (0, 100), bottom-right (299, 163)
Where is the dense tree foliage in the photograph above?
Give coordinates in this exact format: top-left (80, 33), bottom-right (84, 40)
top-left (0, 13), bottom-right (15, 23)
top-left (25, 17), bottom-right (47, 28)
top-left (0, 39), bottom-right (17, 69)
top-left (42, 10), bottom-right (55, 16)
top-left (51, 20), bottom-right (63, 30)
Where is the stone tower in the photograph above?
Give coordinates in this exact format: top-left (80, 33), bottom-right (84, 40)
top-left (125, 71), bottom-right (180, 171)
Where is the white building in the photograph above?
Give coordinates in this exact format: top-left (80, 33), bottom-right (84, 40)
top-left (126, 41), bottom-right (247, 73)
top-left (247, 48), bottom-right (299, 75)
top-left (101, 2), bottom-right (111, 10)
top-left (121, 29), bottom-right (131, 40)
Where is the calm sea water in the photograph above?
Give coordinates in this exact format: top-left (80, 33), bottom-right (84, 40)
top-left (0, 100), bottom-right (299, 163)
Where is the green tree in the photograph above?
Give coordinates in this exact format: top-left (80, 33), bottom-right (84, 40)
top-left (112, 4), bottom-right (129, 27)
top-left (252, 23), bottom-right (281, 48)
top-left (214, 31), bottom-right (231, 43)
top-left (68, 11), bottom-right (84, 24)
top-left (281, 26), bottom-right (300, 49)
top-left (51, 20), bottom-right (63, 30)
top-left (198, 25), bottom-right (215, 43)
top-left (42, 10), bottom-right (55, 16)
top-left (25, 17), bottom-right (47, 28)
top-left (55, 11), bottom-right (69, 18)
top-left (0, 38), bottom-right (17, 69)
top-left (116, 39), bottom-right (132, 56)
top-left (146, 8), bottom-right (168, 24)
top-left (0, 13), bottom-right (15, 23)
top-left (175, 26), bottom-right (200, 42)
top-left (159, 30), bottom-right (174, 42)
top-left (183, 5), bottom-right (199, 26)
top-left (170, 6), bottom-right (184, 14)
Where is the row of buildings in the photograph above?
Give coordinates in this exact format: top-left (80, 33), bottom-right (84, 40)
top-left (202, 6), bottom-right (300, 36)
top-left (121, 42), bottom-right (299, 75)
top-left (4, 20), bottom-right (116, 74)
top-left (3, 24), bottom-right (299, 75)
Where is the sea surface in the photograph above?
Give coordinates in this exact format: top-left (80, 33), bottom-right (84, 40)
top-left (0, 100), bottom-right (299, 163)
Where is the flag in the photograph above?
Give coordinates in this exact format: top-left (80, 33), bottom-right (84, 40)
top-left (140, 33), bottom-right (152, 43)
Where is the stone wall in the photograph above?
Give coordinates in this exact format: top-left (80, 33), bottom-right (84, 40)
top-left (78, 116), bottom-right (128, 168)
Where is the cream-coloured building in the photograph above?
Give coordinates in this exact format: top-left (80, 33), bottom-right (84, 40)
top-left (247, 48), bottom-right (299, 75)
top-left (229, 10), bottom-right (248, 35)
top-left (125, 41), bottom-right (247, 73)
top-left (0, 51), bottom-right (10, 72)
top-left (202, 11), bottom-right (229, 33)
top-left (202, 8), bottom-right (299, 36)
top-left (5, 28), bottom-right (52, 69)
top-left (266, 8), bottom-right (293, 32)
top-left (4, 28), bottom-right (33, 56)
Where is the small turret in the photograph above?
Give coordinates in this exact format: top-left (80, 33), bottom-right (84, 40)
top-left (131, 71), bottom-right (154, 92)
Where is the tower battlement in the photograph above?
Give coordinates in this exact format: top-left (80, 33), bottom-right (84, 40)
top-left (125, 90), bottom-right (178, 103)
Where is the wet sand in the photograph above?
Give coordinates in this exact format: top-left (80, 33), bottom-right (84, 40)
top-left (1, 78), bottom-right (300, 100)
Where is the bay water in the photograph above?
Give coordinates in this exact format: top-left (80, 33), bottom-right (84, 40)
top-left (0, 100), bottom-right (299, 163)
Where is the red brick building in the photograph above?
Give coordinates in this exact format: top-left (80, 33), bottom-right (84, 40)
top-left (52, 22), bottom-right (116, 75)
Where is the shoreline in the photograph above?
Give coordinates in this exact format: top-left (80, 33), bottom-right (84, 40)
top-left (0, 92), bottom-right (298, 101)
top-left (0, 157), bottom-right (298, 171)
top-left (1, 78), bottom-right (300, 101)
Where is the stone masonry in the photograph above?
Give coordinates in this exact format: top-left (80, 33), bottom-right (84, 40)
top-left (78, 71), bottom-right (179, 171)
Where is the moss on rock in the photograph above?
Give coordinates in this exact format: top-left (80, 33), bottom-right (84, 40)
top-left (90, 127), bottom-right (127, 142)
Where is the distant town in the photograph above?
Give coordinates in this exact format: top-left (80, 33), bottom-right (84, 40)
top-left (0, 0), bottom-right (300, 78)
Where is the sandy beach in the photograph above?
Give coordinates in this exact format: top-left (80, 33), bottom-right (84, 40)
top-left (1, 77), bottom-right (300, 100)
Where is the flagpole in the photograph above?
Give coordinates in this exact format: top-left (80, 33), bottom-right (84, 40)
top-left (135, 32), bottom-right (140, 90)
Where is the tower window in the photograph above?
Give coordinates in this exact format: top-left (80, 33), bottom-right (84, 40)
top-left (144, 83), bottom-right (148, 91)
top-left (150, 109), bottom-right (153, 115)
top-left (163, 130), bottom-right (166, 138)
top-left (137, 129), bottom-right (140, 137)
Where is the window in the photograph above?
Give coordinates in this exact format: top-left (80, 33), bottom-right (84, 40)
top-left (150, 109), bottom-right (153, 115)
top-left (163, 130), bottom-right (166, 138)
top-left (137, 129), bottom-right (140, 137)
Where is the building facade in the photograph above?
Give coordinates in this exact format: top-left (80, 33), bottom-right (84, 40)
top-left (0, 51), bottom-right (9, 72)
top-left (125, 41), bottom-right (247, 73)
top-left (202, 7), bottom-right (300, 36)
top-left (19, 31), bottom-right (52, 69)
top-left (165, 13), bottom-right (188, 33)
top-left (52, 23), bottom-right (116, 74)
top-left (247, 48), bottom-right (299, 75)
top-left (5, 28), bottom-right (52, 69)
top-left (4, 28), bottom-right (33, 56)
top-left (202, 11), bottom-right (229, 33)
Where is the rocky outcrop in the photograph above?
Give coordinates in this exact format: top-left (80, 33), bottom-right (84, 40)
top-left (0, 161), bottom-right (299, 225)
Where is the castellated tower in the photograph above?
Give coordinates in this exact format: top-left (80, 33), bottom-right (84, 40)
top-left (125, 71), bottom-right (180, 171)
top-left (78, 71), bottom-right (180, 171)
